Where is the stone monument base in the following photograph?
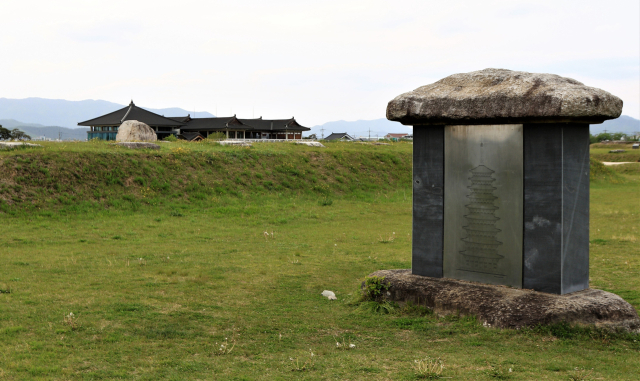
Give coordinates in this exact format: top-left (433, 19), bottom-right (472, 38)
top-left (368, 269), bottom-right (640, 333)
top-left (115, 142), bottom-right (160, 150)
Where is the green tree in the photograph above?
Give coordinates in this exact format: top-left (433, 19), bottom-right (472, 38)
top-left (611, 132), bottom-right (627, 141)
top-left (595, 132), bottom-right (613, 142)
top-left (9, 129), bottom-right (31, 141)
top-left (0, 126), bottom-right (11, 140)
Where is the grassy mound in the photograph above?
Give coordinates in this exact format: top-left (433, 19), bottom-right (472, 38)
top-left (589, 158), bottom-right (626, 184)
top-left (0, 142), bottom-right (411, 214)
top-left (590, 143), bottom-right (640, 163)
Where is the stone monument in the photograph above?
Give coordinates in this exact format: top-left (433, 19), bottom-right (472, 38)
top-left (373, 69), bottom-right (639, 331)
top-left (116, 120), bottom-right (157, 142)
top-left (115, 120), bottom-right (160, 149)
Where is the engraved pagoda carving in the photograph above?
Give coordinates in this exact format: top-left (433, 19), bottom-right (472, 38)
top-left (459, 165), bottom-right (504, 275)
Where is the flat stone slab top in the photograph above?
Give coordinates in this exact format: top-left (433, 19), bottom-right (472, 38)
top-left (386, 68), bottom-right (623, 125)
top-left (115, 142), bottom-right (160, 149)
top-left (369, 269), bottom-right (640, 332)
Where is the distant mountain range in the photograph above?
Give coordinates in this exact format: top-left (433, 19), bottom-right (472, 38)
top-left (0, 119), bottom-right (88, 140)
top-left (309, 119), bottom-right (412, 139)
top-left (0, 97), bottom-right (214, 129)
top-left (589, 115), bottom-right (640, 135)
top-left (0, 97), bottom-right (638, 140)
top-left (312, 115), bottom-right (640, 138)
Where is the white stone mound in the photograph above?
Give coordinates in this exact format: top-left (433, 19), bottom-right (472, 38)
top-left (0, 142), bottom-right (42, 149)
top-left (295, 141), bottom-right (325, 147)
top-left (116, 120), bottom-right (157, 142)
top-left (219, 141), bottom-right (252, 147)
top-left (321, 290), bottom-right (337, 300)
top-left (115, 142), bottom-right (160, 150)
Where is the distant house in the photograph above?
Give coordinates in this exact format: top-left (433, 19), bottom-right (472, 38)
top-left (324, 132), bottom-right (355, 141)
top-left (178, 132), bottom-right (205, 142)
top-left (78, 101), bottom-right (310, 141)
top-left (384, 133), bottom-right (408, 141)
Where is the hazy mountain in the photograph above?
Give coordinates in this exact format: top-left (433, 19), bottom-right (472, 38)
top-left (2, 96), bottom-right (636, 138)
top-left (308, 118), bottom-right (411, 138)
top-left (0, 119), bottom-right (47, 129)
top-left (0, 97), bottom-right (214, 128)
top-left (0, 120), bottom-right (89, 140)
top-left (591, 115), bottom-right (640, 135)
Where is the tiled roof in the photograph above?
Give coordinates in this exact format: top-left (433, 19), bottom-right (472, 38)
top-left (78, 102), bottom-right (310, 132)
top-left (78, 101), bottom-right (185, 127)
top-left (168, 116), bottom-right (192, 123)
top-left (178, 131), bottom-right (205, 141)
top-left (239, 118), bottom-right (310, 131)
top-left (325, 132), bottom-right (354, 141)
top-left (180, 116), bottom-right (252, 131)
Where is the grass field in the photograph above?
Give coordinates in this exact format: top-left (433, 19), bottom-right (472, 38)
top-left (0, 141), bottom-right (639, 380)
top-left (589, 142), bottom-right (640, 163)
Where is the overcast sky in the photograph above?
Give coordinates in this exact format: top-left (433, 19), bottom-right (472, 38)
top-left (1, 0), bottom-right (638, 126)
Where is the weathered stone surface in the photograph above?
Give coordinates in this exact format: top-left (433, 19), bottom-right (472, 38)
top-left (369, 269), bottom-right (640, 332)
top-left (386, 69), bottom-right (623, 125)
top-left (0, 142), bottom-right (42, 149)
top-left (295, 141), bottom-right (325, 147)
top-left (219, 141), bottom-right (251, 147)
top-left (115, 142), bottom-right (160, 150)
top-left (115, 120), bottom-right (157, 142)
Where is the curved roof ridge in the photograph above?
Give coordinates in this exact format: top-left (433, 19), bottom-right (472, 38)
top-left (77, 104), bottom-right (130, 125)
top-left (78, 101), bottom-right (186, 127)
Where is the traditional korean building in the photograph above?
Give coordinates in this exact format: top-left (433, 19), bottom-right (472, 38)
top-left (177, 116), bottom-right (308, 140)
top-left (324, 132), bottom-right (355, 141)
top-left (78, 101), bottom-right (310, 140)
top-left (237, 117), bottom-right (307, 140)
top-left (384, 133), bottom-right (408, 141)
top-left (78, 101), bottom-right (185, 140)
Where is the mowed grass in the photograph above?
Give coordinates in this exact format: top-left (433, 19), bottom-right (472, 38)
top-left (0, 143), bottom-right (638, 380)
top-left (589, 142), bottom-right (640, 163)
top-left (589, 164), bottom-right (640, 309)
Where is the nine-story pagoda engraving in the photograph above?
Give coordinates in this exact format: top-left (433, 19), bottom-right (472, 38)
top-left (458, 165), bottom-right (504, 275)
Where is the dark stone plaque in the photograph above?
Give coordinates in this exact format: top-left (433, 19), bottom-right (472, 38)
top-left (523, 124), bottom-right (590, 294)
top-left (412, 126), bottom-right (445, 277)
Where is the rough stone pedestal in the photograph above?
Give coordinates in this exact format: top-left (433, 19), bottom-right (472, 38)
top-left (370, 269), bottom-right (640, 333)
top-left (115, 142), bottom-right (160, 150)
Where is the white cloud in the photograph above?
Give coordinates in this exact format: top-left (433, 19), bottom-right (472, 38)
top-left (0, 0), bottom-right (638, 125)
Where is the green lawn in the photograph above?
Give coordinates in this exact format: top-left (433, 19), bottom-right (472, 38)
top-left (0, 142), bottom-right (638, 380)
top-left (589, 142), bottom-right (640, 163)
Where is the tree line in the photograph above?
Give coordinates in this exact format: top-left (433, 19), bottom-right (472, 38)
top-left (590, 132), bottom-right (639, 144)
top-left (0, 126), bottom-right (32, 141)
